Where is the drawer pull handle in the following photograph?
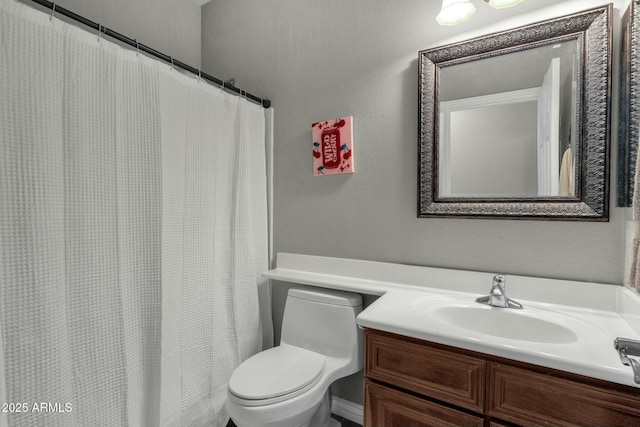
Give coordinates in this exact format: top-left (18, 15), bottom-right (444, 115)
top-left (614, 337), bottom-right (640, 384)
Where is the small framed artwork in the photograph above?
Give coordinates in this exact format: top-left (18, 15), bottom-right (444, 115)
top-left (312, 116), bottom-right (354, 176)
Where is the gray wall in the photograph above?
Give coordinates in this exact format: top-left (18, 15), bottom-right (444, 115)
top-left (201, 0), bottom-right (630, 405)
top-left (25, 0), bottom-right (202, 68)
top-left (202, 0), bottom-right (627, 284)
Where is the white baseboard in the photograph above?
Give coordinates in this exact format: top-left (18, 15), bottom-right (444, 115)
top-left (331, 395), bottom-right (363, 425)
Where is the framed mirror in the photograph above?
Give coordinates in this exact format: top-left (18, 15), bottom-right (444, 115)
top-left (618, 0), bottom-right (640, 207)
top-left (418, 5), bottom-right (611, 220)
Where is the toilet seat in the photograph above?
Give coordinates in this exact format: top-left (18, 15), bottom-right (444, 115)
top-left (228, 344), bottom-right (326, 407)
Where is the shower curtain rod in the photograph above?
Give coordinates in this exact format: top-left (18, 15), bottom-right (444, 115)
top-left (28, 0), bottom-right (272, 109)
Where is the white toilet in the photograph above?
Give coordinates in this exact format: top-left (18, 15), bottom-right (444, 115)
top-left (227, 287), bottom-right (363, 427)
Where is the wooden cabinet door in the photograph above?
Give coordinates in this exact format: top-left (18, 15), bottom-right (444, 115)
top-left (487, 362), bottom-right (640, 427)
top-left (366, 329), bottom-right (485, 412)
top-left (364, 380), bottom-right (484, 427)
top-left (364, 329), bottom-right (640, 427)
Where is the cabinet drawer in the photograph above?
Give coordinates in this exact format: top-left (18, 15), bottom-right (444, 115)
top-left (487, 362), bottom-right (640, 426)
top-left (364, 380), bottom-right (484, 427)
top-left (365, 329), bottom-right (485, 412)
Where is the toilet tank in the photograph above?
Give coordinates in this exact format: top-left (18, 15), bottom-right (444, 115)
top-left (281, 288), bottom-right (363, 360)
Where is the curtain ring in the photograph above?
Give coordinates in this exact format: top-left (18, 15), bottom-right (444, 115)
top-left (135, 40), bottom-right (140, 56)
top-left (197, 70), bottom-right (202, 83)
top-left (97, 24), bottom-right (102, 41)
top-left (50, 3), bottom-right (56, 21)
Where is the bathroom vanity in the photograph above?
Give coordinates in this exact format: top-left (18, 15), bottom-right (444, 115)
top-left (364, 328), bottom-right (640, 426)
top-left (265, 253), bottom-right (640, 426)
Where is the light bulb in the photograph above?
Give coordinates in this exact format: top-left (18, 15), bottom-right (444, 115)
top-left (486, 0), bottom-right (525, 9)
top-left (436, 0), bottom-right (476, 26)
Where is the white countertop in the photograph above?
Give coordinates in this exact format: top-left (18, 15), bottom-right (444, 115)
top-left (265, 253), bottom-right (640, 389)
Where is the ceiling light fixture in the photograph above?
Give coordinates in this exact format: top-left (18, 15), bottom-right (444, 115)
top-left (436, 0), bottom-right (476, 26)
top-left (436, 0), bottom-right (525, 26)
top-left (484, 0), bottom-right (525, 9)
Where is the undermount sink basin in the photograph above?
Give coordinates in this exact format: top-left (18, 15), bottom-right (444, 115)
top-left (431, 305), bottom-right (577, 343)
top-left (413, 296), bottom-right (595, 344)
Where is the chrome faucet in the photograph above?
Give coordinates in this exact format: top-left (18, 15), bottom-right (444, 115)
top-left (476, 274), bottom-right (523, 309)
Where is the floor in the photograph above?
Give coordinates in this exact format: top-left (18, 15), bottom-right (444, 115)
top-left (227, 414), bottom-right (362, 427)
top-left (331, 413), bottom-right (363, 427)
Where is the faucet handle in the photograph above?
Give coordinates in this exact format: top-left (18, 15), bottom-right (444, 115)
top-left (492, 274), bottom-right (506, 288)
top-left (478, 274), bottom-right (523, 309)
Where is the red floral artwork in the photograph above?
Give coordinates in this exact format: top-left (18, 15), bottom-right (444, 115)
top-left (312, 116), bottom-right (353, 176)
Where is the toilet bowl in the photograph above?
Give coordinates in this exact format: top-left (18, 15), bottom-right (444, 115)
top-left (227, 288), bottom-right (363, 427)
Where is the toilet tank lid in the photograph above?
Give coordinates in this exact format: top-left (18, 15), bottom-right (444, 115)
top-left (288, 288), bottom-right (362, 307)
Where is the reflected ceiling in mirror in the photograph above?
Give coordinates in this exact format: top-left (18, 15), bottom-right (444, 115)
top-left (418, 5), bottom-right (611, 220)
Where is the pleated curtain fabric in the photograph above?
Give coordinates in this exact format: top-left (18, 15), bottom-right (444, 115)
top-left (157, 66), bottom-right (269, 427)
top-left (629, 132), bottom-right (640, 293)
top-left (0, 0), bottom-right (271, 425)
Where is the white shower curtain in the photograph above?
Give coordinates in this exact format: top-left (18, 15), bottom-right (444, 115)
top-left (0, 0), bottom-right (272, 425)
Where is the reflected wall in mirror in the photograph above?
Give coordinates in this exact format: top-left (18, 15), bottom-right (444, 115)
top-left (418, 5), bottom-right (612, 220)
top-left (618, 0), bottom-right (640, 207)
top-left (438, 42), bottom-right (578, 198)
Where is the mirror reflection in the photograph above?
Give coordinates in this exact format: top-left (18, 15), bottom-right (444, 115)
top-left (418, 4), bottom-right (611, 220)
top-left (437, 40), bottom-right (579, 198)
